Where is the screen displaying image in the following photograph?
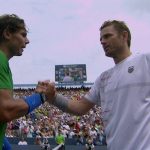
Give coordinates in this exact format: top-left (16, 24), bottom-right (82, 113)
top-left (55, 64), bottom-right (87, 83)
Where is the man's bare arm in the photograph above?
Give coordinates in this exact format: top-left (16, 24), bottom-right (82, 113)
top-left (0, 81), bottom-right (50, 122)
top-left (43, 82), bottom-right (94, 115)
top-left (67, 96), bottom-right (94, 116)
top-left (0, 89), bottom-right (28, 122)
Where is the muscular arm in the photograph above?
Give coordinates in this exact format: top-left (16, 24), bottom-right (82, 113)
top-left (0, 89), bottom-right (29, 122)
top-left (0, 80), bottom-right (50, 122)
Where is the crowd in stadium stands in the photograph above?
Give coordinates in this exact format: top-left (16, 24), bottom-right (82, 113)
top-left (5, 87), bottom-right (106, 147)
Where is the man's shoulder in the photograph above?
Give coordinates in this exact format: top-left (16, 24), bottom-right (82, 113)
top-left (142, 53), bottom-right (150, 58)
top-left (100, 68), bottom-right (113, 79)
top-left (131, 53), bottom-right (150, 62)
top-left (93, 68), bottom-right (113, 86)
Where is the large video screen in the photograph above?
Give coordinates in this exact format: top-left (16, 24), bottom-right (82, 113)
top-left (55, 64), bottom-right (87, 83)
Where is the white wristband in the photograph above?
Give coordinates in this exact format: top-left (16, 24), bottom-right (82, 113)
top-left (52, 94), bottom-right (69, 112)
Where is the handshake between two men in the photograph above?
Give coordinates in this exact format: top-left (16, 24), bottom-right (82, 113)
top-left (35, 80), bottom-right (94, 116)
top-left (35, 80), bottom-right (71, 113)
top-left (35, 80), bottom-right (56, 104)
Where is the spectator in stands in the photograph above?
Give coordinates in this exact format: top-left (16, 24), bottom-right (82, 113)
top-left (85, 136), bottom-right (95, 150)
top-left (75, 131), bottom-right (84, 145)
top-left (34, 135), bottom-right (42, 145)
top-left (41, 138), bottom-right (50, 150)
top-left (55, 129), bottom-right (65, 150)
top-left (11, 119), bottom-right (20, 137)
top-left (27, 123), bottom-right (34, 138)
top-left (0, 14), bottom-right (51, 149)
top-left (18, 137), bottom-right (28, 145)
top-left (41, 20), bottom-right (150, 150)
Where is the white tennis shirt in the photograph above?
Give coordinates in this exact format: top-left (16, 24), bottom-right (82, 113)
top-left (85, 53), bottom-right (150, 150)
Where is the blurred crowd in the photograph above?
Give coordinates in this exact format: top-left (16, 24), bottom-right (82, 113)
top-left (6, 87), bottom-right (106, 146)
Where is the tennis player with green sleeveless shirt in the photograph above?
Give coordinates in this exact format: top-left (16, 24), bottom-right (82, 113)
top-left (0, 14), bottom-right (48, 150)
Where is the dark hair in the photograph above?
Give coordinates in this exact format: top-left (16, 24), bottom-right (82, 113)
top-left (0, 14), bottom-right (27, 42)
top-left (100, 20), bottom-right (131, 47)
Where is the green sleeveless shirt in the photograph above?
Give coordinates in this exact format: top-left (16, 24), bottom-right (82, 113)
top-left (0, 50), bottom-right (13, 149)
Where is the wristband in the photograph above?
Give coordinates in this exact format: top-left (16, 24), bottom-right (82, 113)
top-left (23, 93), bottom-right (43, 114)
top-left (52, 94), bottom-right (69, 112)
top-left (40, 93), bottom-right (46, 103)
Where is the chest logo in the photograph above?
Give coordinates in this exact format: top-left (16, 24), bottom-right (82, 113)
top-left (128, 66), bottom-right (134, 73)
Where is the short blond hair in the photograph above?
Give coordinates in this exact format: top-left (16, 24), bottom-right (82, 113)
top-left (100, 20), bottom-right (131, 47)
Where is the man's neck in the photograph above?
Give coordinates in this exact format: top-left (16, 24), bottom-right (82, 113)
top-left (0, 45), bottom-right (11, 60)
top-left (113, 47), bottom-right (132, 64)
